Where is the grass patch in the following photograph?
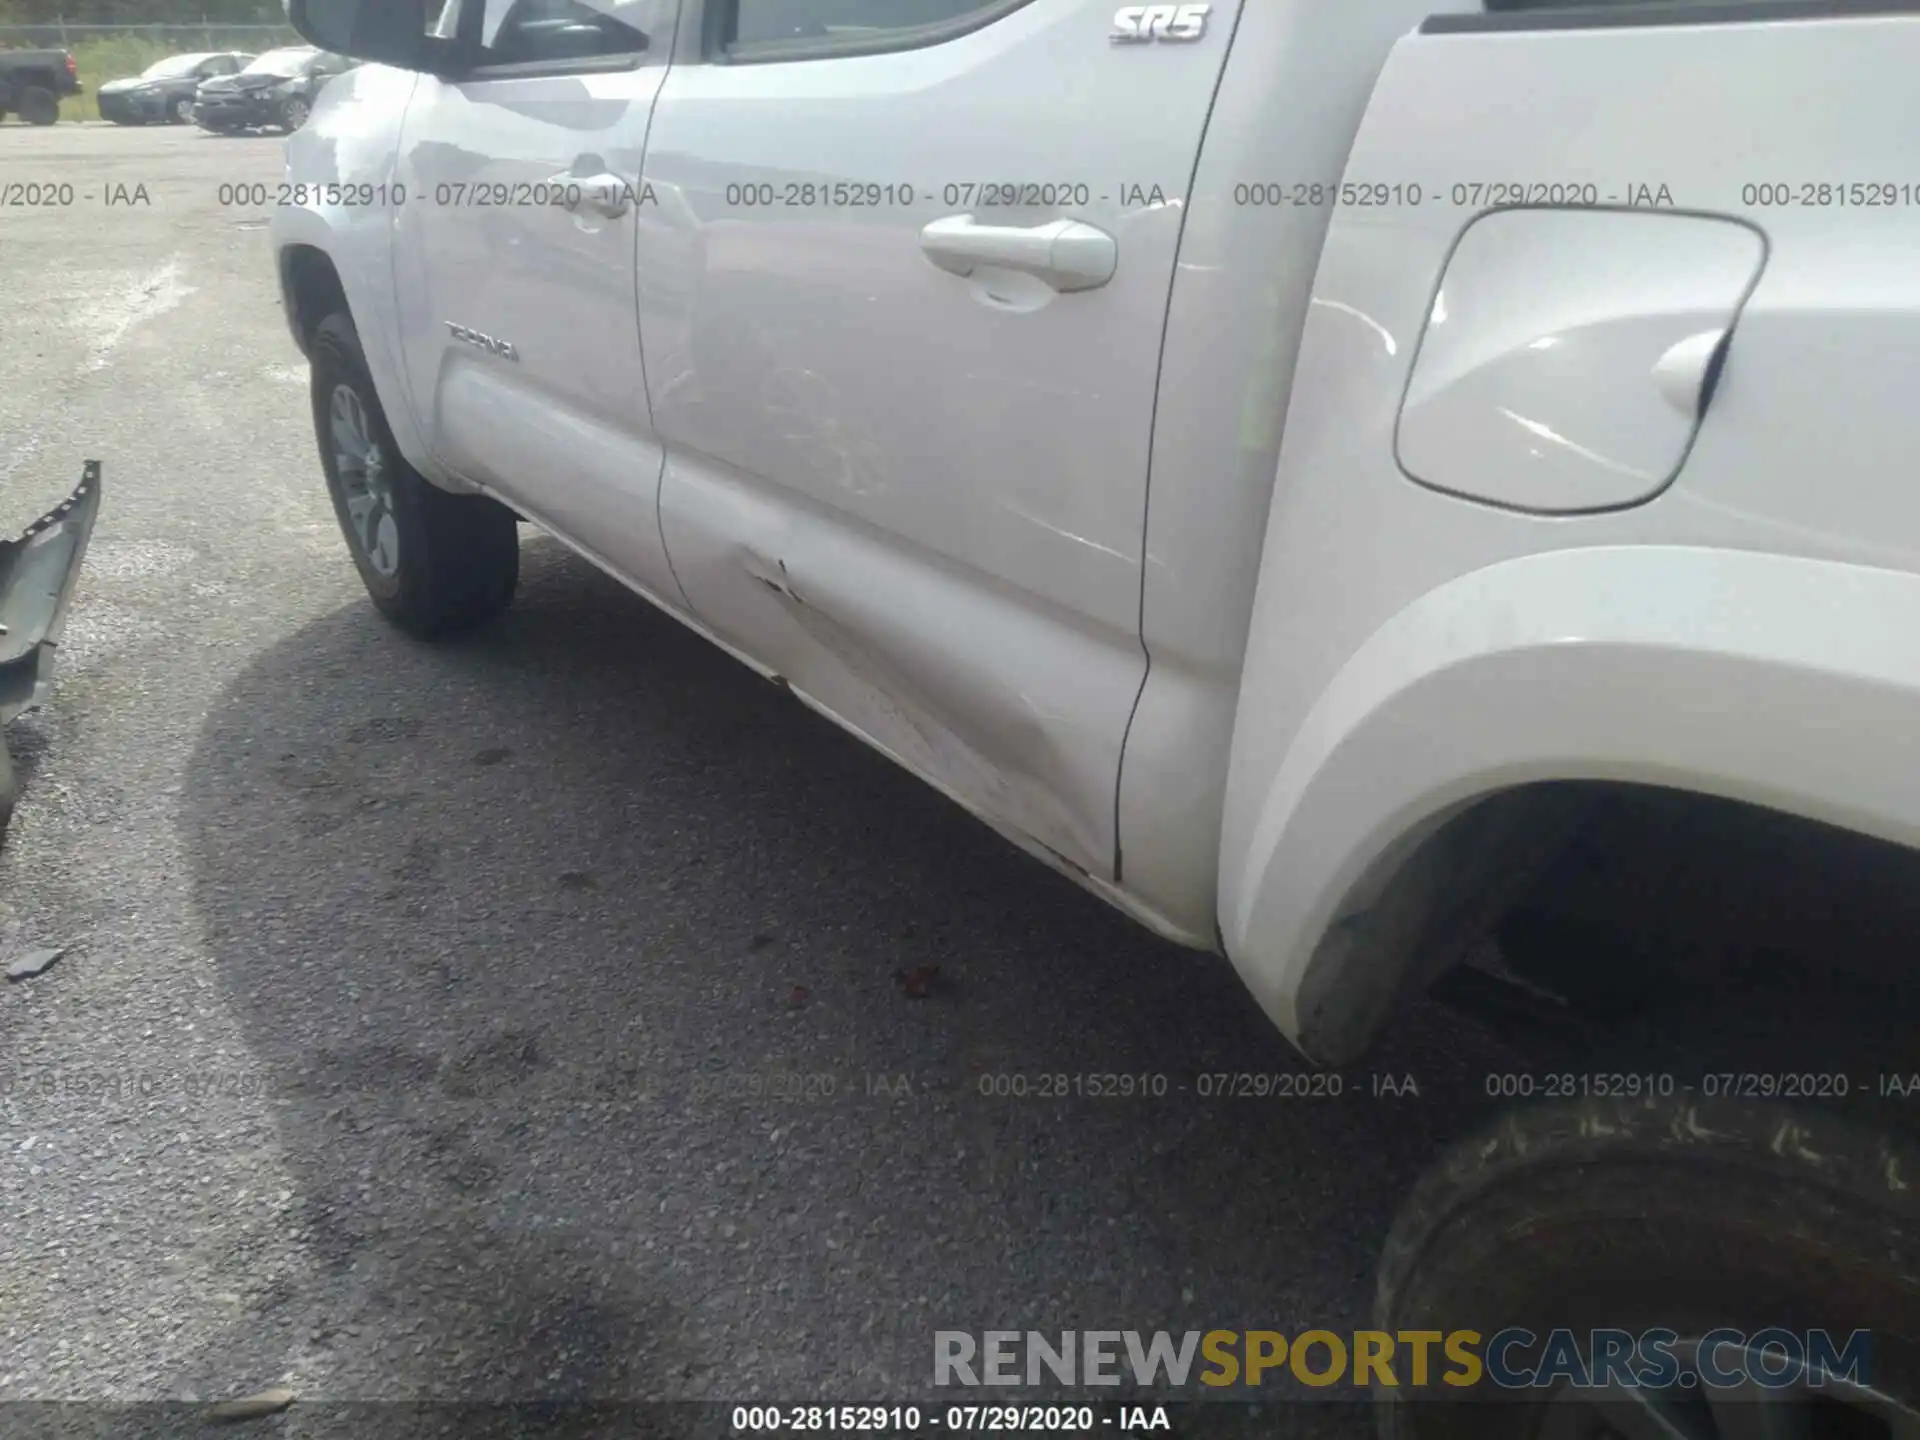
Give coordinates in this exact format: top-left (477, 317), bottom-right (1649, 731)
top-left (65, 35), bottom-right (176, 121)
top-left (0, 32), bottom-right (296, 124)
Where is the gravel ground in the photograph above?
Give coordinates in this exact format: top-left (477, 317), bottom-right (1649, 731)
top-left (0, 125), bottom-right (1523, 1435)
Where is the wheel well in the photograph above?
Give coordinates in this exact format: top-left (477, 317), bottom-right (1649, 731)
top-left (1488, 782), bottom-right (1920, 997)
top-left (1297, 781), bottom-right (1920, 1066)
top-left (280, 245), bottom-right (349, 356)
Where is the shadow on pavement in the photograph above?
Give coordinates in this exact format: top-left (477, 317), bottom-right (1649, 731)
top-left (173, 537), bottom-right (1501, 1424)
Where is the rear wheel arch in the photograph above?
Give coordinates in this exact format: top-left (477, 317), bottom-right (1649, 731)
top-left (1226, 545), bottom-right (1920, 1065)
top-left (1294, 777), bottom-right (1920, 1066)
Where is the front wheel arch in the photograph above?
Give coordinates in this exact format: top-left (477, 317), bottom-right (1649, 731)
top-left (279, 244), bottom-right (349, 358)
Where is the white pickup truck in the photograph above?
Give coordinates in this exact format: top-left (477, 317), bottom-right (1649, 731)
top-left (271, 0), bottom-right (1920, 1426)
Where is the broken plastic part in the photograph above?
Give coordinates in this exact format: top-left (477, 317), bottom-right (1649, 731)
top-left (0, 461), bottom-right (101, 837)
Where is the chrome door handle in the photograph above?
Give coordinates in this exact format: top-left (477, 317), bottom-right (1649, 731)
top-left (548, 170), bottom-right (633, 219)
top-left (918, 214), bottom-right (1117, 293)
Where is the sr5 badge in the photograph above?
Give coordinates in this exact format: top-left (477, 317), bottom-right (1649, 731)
top-left (1111, 3), bottom-right (1211, 43)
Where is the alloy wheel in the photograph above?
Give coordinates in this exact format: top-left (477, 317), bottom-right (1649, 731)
top-left (1528, 1338), bottom-right (1920, 1440)
top-left (328, 383), bottom-right (400, 579)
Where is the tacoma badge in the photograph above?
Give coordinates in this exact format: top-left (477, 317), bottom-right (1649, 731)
top-left (445, 322), bottom-right (519, 362)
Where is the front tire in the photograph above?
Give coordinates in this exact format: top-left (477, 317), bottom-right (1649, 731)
top-left (309, 312), bottom-right (518, 639)
top-left (1376, 1093), bottom-right (1920, 1439)
top-left (17, 86), bottom-right (58, 126)
top-left (172, 96), bottom-right (193, 124)
top-left (280, 96), bottom-right (310, 132)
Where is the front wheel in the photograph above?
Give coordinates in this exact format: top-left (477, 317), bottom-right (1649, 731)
top-left (308, 312), bottom-right (519, 638)
top-left (1375, 1093), bottom-right (1920, 1438)
top-left (17, 86), bottom-right (58, 126)
top-left (171, 96), bottom-right (193, 124)
top-left (279, 96), bottom-right (310, 132)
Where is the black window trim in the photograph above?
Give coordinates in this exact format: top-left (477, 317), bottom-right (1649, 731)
top-left (1424, 0), bottom-right (1920, 34)
top-left (705, 0), bottom-right (1036, 65)
top-left (462, 49), bottom-right (648, 79)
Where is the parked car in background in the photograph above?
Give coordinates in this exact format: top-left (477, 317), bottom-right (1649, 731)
top-left (0, 48), bottom-right (80, 126)
top-left (192, 46), bottom-right (352, 134)
top-left (97, 52), bottom-right (254, 126)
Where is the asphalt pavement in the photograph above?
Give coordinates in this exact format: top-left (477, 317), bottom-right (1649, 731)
top-left (0, 124), bottom-right (1518, 1435)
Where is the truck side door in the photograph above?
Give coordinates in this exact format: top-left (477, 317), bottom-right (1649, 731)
top-left (391, 0), bottom-right (684, 605)
top-left (639, 0), bottom-right (1242, 886)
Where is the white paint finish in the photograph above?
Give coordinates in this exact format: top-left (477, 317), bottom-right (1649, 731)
top-left (1397, 208), bottom-right (1763, 513)
top-left (918, 214), bottom-right (1118, 292)
top-left (641, 0), bottom-right (1241, 881)
top-left (1119, 0), bottom-right (1475, 940)
top-left (276, 1), bottom-right (1920, 1065)
top-left (388, 0), bottom-right (683, 603)
top-left (1219, 13), bottom-right (1920, 1052)
top-left (1222, 547), bottom-right (1920, 1042)
top-left (273, 63), bottom-right (435, 478)
top-left (1651, 329), bottom-right (1729, 419)
top-left (663, 464), bottom-right (1140, 873)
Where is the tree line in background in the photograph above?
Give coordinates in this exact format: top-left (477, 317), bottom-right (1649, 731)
top-left (0, 0), bottom-right (285, 22)
top-left (0, 0), bottom-right (297, 119)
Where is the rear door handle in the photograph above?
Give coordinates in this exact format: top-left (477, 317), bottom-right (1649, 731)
top-left (548, 170), bottom-right (633, 219)
top-left (918, 214), bottom-right (1117, 293)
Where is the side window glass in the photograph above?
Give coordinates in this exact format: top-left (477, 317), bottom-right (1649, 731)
top-left (725, 0), bottom-right (1011, 49)
top-left (480, 0), bottom-right (650, 65)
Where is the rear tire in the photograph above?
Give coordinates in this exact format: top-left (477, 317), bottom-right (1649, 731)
top-left (308, 311), bottom-right (518, 639)
top-left (17, 87), bottom-right (58, 126)
top-left (1375, 1093), bottom-right (1920, 1438)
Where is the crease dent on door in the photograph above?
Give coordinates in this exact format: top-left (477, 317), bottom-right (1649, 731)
top-left (733, 543), bottom-right (1118, 874)
top-left (643, 0), bottom-right (1247, 890)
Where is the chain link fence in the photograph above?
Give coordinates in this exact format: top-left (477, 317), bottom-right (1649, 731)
top-left (0, 20), bottom-right (304, 122)
top-left (0, 20), bottom-right (299, 50)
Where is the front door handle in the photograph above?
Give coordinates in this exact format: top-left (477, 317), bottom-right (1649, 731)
top-left (918, 214), bottom-right (1117, 293)
top-left (548, 170), bottom-right (633, 219)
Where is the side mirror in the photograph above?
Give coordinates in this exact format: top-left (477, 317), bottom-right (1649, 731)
top-left (285, 0), bottom-right (449, 74)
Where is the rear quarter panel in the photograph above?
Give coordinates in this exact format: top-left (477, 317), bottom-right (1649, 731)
top-left (1216, 6), bottom-right (1920, 1060)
